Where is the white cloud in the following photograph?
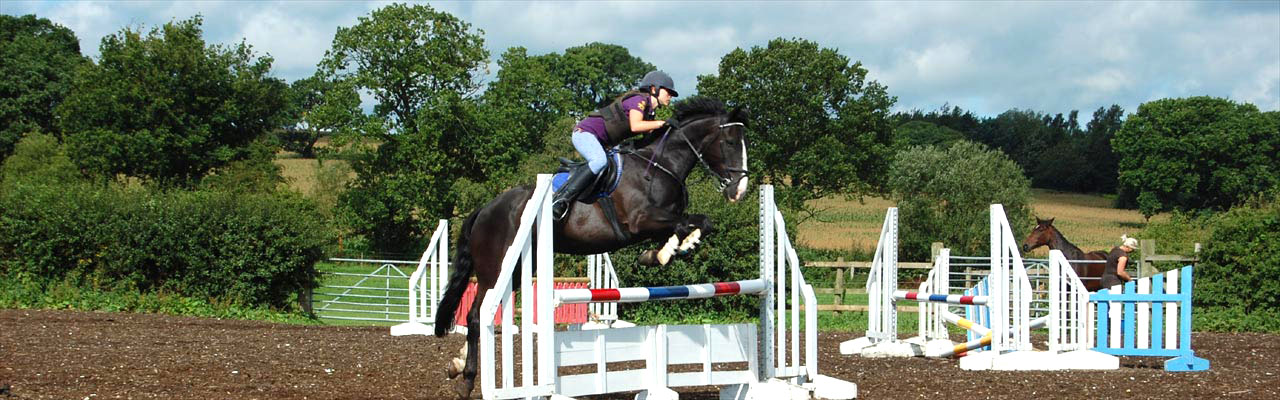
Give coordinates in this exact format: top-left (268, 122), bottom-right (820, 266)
top-left (235, 8), bottom-right (333, 77)
top-left (1078, 69), bottom-right (1132, 94)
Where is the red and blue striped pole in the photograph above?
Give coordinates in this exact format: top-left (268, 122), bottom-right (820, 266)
top-left (555, 279), bottom-right (766, 304)
top-left (893, 290), bottom-right (989, 305)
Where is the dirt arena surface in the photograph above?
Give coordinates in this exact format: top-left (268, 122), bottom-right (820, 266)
top-left (2, 309), bottom-right (1277, 399)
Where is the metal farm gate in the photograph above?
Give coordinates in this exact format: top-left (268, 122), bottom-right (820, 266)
top-left (312, 257), bottom-right (423, 323)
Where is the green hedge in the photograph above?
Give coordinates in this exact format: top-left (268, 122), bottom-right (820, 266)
top-left (1193, 196), bottom-right (1280, 331)
top-left (0, 182), bottom-right (331, 309)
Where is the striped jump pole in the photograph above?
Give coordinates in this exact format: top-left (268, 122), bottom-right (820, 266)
top-left (944, 334), bottom-right (994, 358)
top-left (940, 310), bottom-right (992, 336)
top-left (555, 279), bottom-right (767, 304)
top-left (893, 290), bottom-right (989, 306)
top-left (935, 310), bottom-right (1052, 358)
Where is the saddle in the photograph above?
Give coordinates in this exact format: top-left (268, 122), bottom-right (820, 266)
top-left (551, 150), bottom-right (630, 241)
top-left (552, 150), bottom-right (623, 203)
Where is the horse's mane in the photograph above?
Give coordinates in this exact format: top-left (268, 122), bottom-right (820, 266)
top-left (672, 97), bottom-right (726, 121)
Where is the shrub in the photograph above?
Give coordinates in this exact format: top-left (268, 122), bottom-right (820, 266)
top-left (1193, 196), bottom-right (1280, 330)
top-left (0, 183), bottom-right (332, 308)
top-left (886, 141), bottom-right (1034, 261)
top-left (1139, 211), bottom-right (1212, 270)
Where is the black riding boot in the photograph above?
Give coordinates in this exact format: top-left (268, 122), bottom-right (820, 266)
top-left (552, 170), bottom-right (597, 220)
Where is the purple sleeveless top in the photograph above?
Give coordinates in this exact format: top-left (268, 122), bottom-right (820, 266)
top-left (575, 95), bottom-right (653, 144)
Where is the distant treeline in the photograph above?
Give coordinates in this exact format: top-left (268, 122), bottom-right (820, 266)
top-left (891, 104), bottom-right (1126, 195)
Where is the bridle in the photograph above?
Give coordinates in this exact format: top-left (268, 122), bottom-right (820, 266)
top-left (674, 120), bottom-right (750, 191)
top-left (628, 116), bottom-right (750, 208)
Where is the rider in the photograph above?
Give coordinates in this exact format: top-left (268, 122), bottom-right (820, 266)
top-left (1101, 235), bottom-right (1137, 289)
top-left (552, 70), bottom-right (680, 220)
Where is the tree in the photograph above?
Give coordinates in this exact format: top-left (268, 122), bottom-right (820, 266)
top-left (892, 104), bottom-right (982, 139)
top-left (886, 141), bottom-right (1034, 261)
top-left (56, 16), bottom-right (286, 186)
top-left (280, 74), bottom-right (364, 158)
top-left (318, 2), bottom-right (487, 135)
top-left (558, 42), bottom-right (655, 113)
top-left (0, 15), bottom-right (86, 161)
top-left (973, 109), bottom-right (1055, 180)
top-left (481, 43), bottom-right (657, 152)
top-left (481, 47), bottom-right (575, 151)
top-left (1083, 105), bottom-right (1125, 194)
top-left (1114, 96), bottom-right (1279, 218)
top-left (0, 131), bottom-right (79, 188)
top-left (892, 120), bottom-right (964, 150)
top-left (320, 4), bottom-right (518, 252)
top-left (697, 38), bottom-right (896, 210)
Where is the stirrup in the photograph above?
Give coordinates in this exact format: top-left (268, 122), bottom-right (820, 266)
top-left (552, 198), bottom-right (571, 220)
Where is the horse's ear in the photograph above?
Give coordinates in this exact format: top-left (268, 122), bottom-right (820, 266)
top-left (730, 106), bottom-right (750, 125)
top-left (1046, 217), bottom-right (1055, 225)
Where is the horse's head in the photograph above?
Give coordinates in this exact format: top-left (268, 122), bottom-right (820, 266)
top-left (701, 105), bottom-right (747, 201)
top-left (665, 99), bottom-right (747, 201)
top-left (1022, 217), bottom-right (1057, 252)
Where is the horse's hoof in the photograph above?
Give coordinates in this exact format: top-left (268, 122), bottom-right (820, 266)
top-left (453, 379), bottom-right (475, 400)
top-left (638, 250), bottom-right (660, 266)
top-left (446, 357), bottom-right (463, 379)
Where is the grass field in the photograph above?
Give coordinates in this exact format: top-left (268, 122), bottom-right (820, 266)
top-left (796, 189), bottom-right (1168, 258)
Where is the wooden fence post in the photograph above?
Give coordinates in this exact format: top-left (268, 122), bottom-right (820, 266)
top-left (833, 257), bottom-right (845, 315)
top-left (1139, 239), bottom-right (1157, 278)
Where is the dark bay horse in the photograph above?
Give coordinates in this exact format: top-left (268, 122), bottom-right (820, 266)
top-left (433, 98), bottom-right (749, 399)
top-left (1021, 217), bottom-right (1108, 291)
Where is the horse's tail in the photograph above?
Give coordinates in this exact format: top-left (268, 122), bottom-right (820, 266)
top-left (434, 209), bottom-right (480, 337)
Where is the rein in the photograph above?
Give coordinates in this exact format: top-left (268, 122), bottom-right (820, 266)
top-left (626, 117), bottom-right (749, 208)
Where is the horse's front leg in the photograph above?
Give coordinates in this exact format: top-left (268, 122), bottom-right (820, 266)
top-left (673, 214), bottom-right (714, 255)
top-left (632, 210), bottom-right (713, 266)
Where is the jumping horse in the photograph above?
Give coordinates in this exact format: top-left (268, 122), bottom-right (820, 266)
top-left (433, 98), bottom-right (750, 399)
top-left (1021, 217), bottom-right (1108, 291)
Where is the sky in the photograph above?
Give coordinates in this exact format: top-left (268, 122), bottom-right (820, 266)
top-left (4, 0), bottom-right (1278, 121)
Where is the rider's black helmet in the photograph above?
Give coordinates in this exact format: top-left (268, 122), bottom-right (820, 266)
top-left (639, 70), bottom-right (678, 97)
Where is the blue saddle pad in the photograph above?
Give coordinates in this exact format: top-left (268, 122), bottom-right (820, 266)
top-left (552, 151), bottom-right (623, 199)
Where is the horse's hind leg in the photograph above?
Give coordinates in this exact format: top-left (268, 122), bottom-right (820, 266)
top-left (453, 287), bottom-right (483, 399)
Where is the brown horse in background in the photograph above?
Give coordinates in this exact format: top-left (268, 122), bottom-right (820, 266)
top-left (1021, 217), bottom-right (1108, 291)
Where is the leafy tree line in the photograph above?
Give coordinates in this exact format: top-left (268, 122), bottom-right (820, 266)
top-left (892, 104), bottom-right (1125, 194)
top-left (893, 97), bottom-right (1278, 219)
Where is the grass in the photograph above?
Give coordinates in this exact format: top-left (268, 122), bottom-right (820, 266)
top-left (276, 155), bottom-right (351, 197)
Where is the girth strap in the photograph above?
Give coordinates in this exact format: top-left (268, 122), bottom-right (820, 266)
top-left (597, 197), bottom-right (631, 242)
